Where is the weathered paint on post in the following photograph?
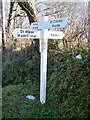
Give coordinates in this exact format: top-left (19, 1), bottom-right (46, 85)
top-left (40, 16), bottom-right (48, 104)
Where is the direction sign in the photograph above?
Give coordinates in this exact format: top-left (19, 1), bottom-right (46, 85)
top-left (12, 29), bottom-right (41, 39)
top-left (30, 18), bottom-right (68, 30)
top-left (12, 29), bottom-right (64, 40)
top-left (45, 31), bottom-right (64, 39)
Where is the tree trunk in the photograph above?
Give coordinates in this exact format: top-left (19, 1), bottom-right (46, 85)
top-left (18, 2), bottom-right (37, 24)
top-left (18, 2), bottom-right (39, 52)
top-left (88, 1), bottom-right (90, 69)
top-left (2, 0), bottom-right (6, 51)
top-left (0, 1), bottom-right (2, 53)
top-left (7, 2), bottom-right (14, 32)
top-left (88, 1), bottom-right (90, 47)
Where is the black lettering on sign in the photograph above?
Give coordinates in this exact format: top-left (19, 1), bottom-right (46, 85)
top-left (51, 34), bottom-right (59, 36)
top-left (30, 31), bottom-right (34, 33)
top-left (33, 26), bottom-right (38, 29)
top-left (57, 24), bottom-right (60, 27)
top-left (51, 34), bottom-right (53, 36)
top-left (33, 23), bottom-right (38, 25)
top-left (52, 24), bottom-right (60, 28)
top-left (58, 19), bottom-right (63, 22)
top-left (25, 30), bottom-right (34, 34)
top-left (30, 35), bottom-right (36, 37)
top-left (20, 30), bottom-right (24, 33)
top-left (52, 24), bottom-right (57, 28)
top-left (21, 34), bottom-right (28, 37)
top-left (50, 19), bottom-right (63, 23)
top-left (25, 30), bottom-right (29, 33)
top-left (17, 34), bottom-right (20, 37)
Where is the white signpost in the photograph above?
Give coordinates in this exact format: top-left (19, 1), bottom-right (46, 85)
top-left (12, 29), bottom-right (41, 39)
top-left (39, 16), bottom-right (48, 104)
top-left (12, 16), bottom-right (68, 104)
top-left (30, 18), bottom-right (68, 30)
top-left (45, 30), bottom-right (64, 39)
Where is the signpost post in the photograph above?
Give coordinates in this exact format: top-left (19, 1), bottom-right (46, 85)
top-left (39, 16), bottom-right (48, 104)
top-left (12, 16), bottom-right (68, 104)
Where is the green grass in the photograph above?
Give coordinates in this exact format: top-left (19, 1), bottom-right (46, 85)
top-left (2, 79), bottom-right (89, 119)
top-left (2, 83), bottom-right (60, 118)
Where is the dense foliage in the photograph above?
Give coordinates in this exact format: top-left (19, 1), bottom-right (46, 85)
top-left (2, 46), bottom-right (90, 119)
top-left (2, 46), bottom-right (40, 86)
